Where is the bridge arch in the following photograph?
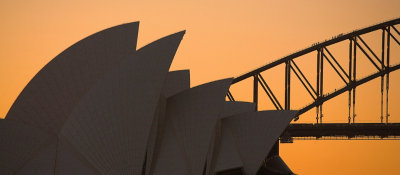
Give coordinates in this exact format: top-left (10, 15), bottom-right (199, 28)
top-left (228, 18), bottom-right (400, 123)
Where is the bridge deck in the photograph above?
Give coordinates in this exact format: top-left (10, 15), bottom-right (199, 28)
top-left (281, 123), bottom-right (400, 141)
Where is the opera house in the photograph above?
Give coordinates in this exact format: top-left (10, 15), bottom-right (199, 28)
top-left (0, 22), bottom-right (296, 175)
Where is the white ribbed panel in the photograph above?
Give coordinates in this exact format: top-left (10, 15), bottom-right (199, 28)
top-left (213, 122), bottom-right (243, 173)
top-left (150, 98), bottom-right (188, 175)
top-left (56, 137), bottom-right (101, 175)
top-left (220, 101), bottom-right (256, 118)
top-left (223, 110), bottom-right (297, 175)
top-left (145, 70), bottom-right (189, 175)
top-left (145, 95), bottom-right (167, 175)
top-left (6, 22), bottom-right (139, 134)
top-left (0, 119), bottom-right (52, 175)
top-left (264, 156), bottom-right (293, 174)
top-left (166, 78), bottom-right (232, 175)
top-left (204, 120), bottom-right (221, 175)
top-left (16, 141), bottom-right (56, 175)
top-left (162, 70), bottom-right (190, 98)
top-left (61, 31), bottom-right (185, 175)
top-left (209, 102), bottom-right (255, 174)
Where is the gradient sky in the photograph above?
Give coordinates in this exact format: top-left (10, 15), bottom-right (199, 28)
top-left (1, 0), bottom-right (400, 174)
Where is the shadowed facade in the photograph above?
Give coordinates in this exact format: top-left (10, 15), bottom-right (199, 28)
top-left (0, 22), bottom-right (296, 175)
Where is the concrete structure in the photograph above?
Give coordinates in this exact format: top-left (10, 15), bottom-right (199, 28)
top-left (1, 22), bottom-right (296, 175)
top-left (6, 22), bottom-right (140, 134)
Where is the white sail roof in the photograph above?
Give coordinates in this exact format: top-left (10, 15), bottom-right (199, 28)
top-left (145, 70), bottom-right (190, 175)
top-left (210, 102), bottom-right (256, 174)
top-left (223, 110), bottom-right (297, 175)
top-left (145, 95), bottom-right (167, 175)
top-left (162, 70), bottom-right (190, 98)
top-left (220, 101), bottom-right (257, 118)
top-left (56, 137), bottom-right (101, 175)
top-left (61, 31), bottom-right (185, 175)
top-left (149, 97), bottom-right (188, 175)
top-left (0, 119), bottom-right (53, 175)
top-left (0, 21), bottom-right (302, 175)
top-left (165, 78), bottom-right (232, 175)
top-left (6, 22), bottom-right (139, 134)
top-left (213, 123), bottom-right (243, 173)
top-left (15, 141), bottom-right (57, 175)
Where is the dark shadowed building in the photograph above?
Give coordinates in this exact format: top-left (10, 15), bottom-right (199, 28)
top-left (0, 22), bottom-right (296, 175)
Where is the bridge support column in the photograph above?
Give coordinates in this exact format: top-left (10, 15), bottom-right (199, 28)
top-left (316, 49), bottom-right (324, 123)
top-left (253, 75), bottom-right (258, 111)
top-left (320, 49), bottom-right (324, 123)
top-left (386, 26), bottom-right (391, 124)
top-left (348, 39), bottom-right (353, 124)
top-left (353, 37), bottom-right (357, 124)
top-left (381, 29), bottom-right (385, 123)
top-left (285, 61), bottom-right (291, 111)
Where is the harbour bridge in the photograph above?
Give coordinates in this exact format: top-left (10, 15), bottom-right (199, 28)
top-left (226, 18), bottom-right (400, 148)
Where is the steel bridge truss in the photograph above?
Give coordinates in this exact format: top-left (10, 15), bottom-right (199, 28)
top-left (227, 18), bottom-right (400, 124)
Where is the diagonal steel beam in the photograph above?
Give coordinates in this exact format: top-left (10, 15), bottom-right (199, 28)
top-left (392, 25), bottom-right (400, 36)
top-left (357, 36), bottom-right (382, 65)
top-left (227, 90), bottom-right (235, 101)
top-left (289, 65), bottom-right (317, 100)
top-left (298, 63), bottom-right (400, 117)
top-left (354, 41), bottom-right (382, 71)
top-left (386, 29), bottom-right (400, 46)
top-left (324, 47), bottom-right (350, 79)
top-left (257, 76), bottom-right (282, 110)
top-left (322, 53), bottom-right (349, 84)
top-left (258, 74), bottom-right (284, 110)
top-left (291, 60), bottom-right (317, 95)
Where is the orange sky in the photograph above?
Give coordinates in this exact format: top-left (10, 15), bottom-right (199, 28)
top-left (1, 0), bottom-right (400, 174)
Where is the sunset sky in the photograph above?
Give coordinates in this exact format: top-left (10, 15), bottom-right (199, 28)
top-left (1, 0), bottom-right (400, 174)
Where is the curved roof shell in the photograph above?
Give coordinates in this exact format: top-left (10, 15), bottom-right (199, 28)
top-left (0, 21), bottom-right (299, 175)
top-left (210, 102), bottom-right (256, 174)
top-left (0, 120), bottom-right (53, 175)
top-left (150, 96), bottom-right (188, 175)
top-left (165, 78), bottom-right (232, 175)
top-left (146, 70), bottom-right (190, 175)
top-left (55, 137), bottom-right (101, 175)
top-left (6, 22), bottom-right (139, 134)
top-left (222, 110), bottom-right (297, 175)
top-left (60, 31), bottom-right (185, 175)
top-left (15, 141), bottom-right (57, 175)
top-left (162, 70), bottom-right (190, 98)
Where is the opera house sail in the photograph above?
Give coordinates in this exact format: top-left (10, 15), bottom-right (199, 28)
top-left (0, 22), bottom-right (297, 175)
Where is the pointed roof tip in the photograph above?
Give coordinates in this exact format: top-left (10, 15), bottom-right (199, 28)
top-left (168, 69), bottom-right (190, 73)
top-left (100, 21), bottom-right (139, 33)
top-left (190, 78), bottom-right (233, 90)
top-left (211, 77), bottom-right (234, 85)
top-left (137, 30), bottom-right (186, 51)
top-left (291, 110), bottom-right (300, 118)
top-left (114, 21), bottom-right (140, 27)
top-left (165, 30), bottom-right (186, 42)
top-left (5, 21), bottom-right (141, 132)
top-left (283, 110), bottom-right (299, 120)
top-left (127, 21), bottom-right (140, 25)
top-left (222, 77), bottom-right (234, 82)
top-left (177, 30), bottom-right (186, 35)
top-left (164, 30), bottom-right (186, 39)
top-left (170, 30), bottom-right (186, 39)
